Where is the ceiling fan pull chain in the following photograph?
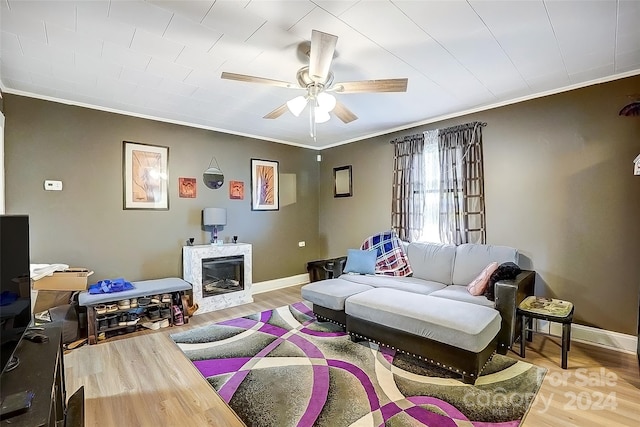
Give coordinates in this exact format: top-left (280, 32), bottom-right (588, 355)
top-left (310, 104), bottom-right (317, 139)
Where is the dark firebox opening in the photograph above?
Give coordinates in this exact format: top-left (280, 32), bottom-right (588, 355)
top-left (201, 255), bottom-right (244, 297)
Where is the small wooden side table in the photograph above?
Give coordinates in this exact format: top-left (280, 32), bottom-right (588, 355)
top-left (518, 296), bottom-right (574, 369)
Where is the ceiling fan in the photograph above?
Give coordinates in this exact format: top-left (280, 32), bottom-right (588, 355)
top-left (221, 30), bottom-right (408, 140)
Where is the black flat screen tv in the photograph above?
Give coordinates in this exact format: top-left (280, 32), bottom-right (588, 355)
top-left (0, 215), bottom-right (32, 374)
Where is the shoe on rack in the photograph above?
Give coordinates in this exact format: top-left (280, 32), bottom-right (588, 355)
top-left (98, 317), bottom-right (108, 331)
top-left (106, 304), bottom-right (118, 313)
top-left (138, 297), bottom-right (151, 307)
top-left (142, 321), bottom-right (160, 330)
top-left (172, 305), bottom-right (184, 326)
top-left (160, 307), bottom-right (171, 318)
top-left (126, 313), bottom-right (139, 326)
top-left (161, 293), bottom-right (172, 303)
top-left (95, 305), bottom-right (107, 315)
top-left (108, 315), bottom-right (118, 328)
top-left (131, 298), bottom-right (138, 308)
top-left (150, 295), bottom-right (161, 304)
top-left (148, 307), bottom-right (160, 320)
top-left (118, 299), bottom-right (131, 310)
top-left (118, 313), bottom-right (128, 326)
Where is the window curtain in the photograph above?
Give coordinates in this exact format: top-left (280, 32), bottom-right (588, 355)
top-left (438, 122), bottom-right (486, 245)
top-left (390, 133), bottom-right (425, 242)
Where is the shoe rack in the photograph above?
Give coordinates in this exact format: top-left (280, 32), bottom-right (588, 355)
top-left (87, 292), bottom-right (186, 344)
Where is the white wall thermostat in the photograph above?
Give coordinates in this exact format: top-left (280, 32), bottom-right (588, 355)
top-left (44, 180), bottom-right (63, 191)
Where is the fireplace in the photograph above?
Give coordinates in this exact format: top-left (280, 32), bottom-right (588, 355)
top-left (183, 243), bottom-right (253, 314)
top-left (202, 255), bottom-right (244, 297)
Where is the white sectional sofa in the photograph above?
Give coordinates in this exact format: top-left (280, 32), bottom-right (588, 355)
top-left (301, 241), bottom-right (535, 383)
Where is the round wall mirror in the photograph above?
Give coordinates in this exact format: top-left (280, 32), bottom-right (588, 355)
top-left (203, 167), bottom-right (224, 189)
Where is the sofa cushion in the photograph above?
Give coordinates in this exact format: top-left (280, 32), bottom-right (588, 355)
top-left (452, 244), bottom-right (518, 286)
top-left (345, 288), bottom-right (501, 353)
top-left (429, 285), bottom-right (495, 308)
top-left (343, 249), bottom-right (377, 275)
top-left (301, 279), bottom-right (373, 311)
top-left (340, 274), bottom-right (446, 295)
top-left (406, 242), bottom-right (457, 284)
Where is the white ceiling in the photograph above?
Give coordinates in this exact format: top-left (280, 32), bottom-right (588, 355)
top-left (1, 0), bottom-right (639, 149)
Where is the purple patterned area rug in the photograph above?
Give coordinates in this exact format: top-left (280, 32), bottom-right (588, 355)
top-left (170, 302), bottom-right (545, 427)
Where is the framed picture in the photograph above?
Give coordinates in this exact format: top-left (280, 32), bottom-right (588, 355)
top-left (229, 180), bottom-right (244, 200)
top-left (179, 177), bottom-right (196, 198)
top-left (123, 141), bottom-right (169, 210)
top-left (251, 159), bottom-right (279, 211)
top-left (334, 165), bottom-right (353, 197)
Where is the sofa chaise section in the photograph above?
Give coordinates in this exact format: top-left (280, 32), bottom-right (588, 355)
top-left (301, 279), bottom-right (373, 325)
top-left (346, 288), bottom-right (501, 384)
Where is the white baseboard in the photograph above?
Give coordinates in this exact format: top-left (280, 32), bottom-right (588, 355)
top-left (252, 273), bottom-right (309, 295)
top-left (535, 320), bottom-right (637, 354)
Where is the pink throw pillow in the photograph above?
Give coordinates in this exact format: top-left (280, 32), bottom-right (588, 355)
top-left (467, 262), bottom-right (500, 296)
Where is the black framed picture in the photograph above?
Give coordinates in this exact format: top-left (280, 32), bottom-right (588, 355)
top-left (334, 165), bottom-right (352, 198)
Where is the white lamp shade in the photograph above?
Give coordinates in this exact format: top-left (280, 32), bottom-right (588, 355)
top-left (314, 108), bottom-right (330, 123)
top-left (316, 92), bottom-right (336, 112)
top-left (286, 96), bottom-right (308, 117)
top-left (203, 208), bottom-right (227, 226)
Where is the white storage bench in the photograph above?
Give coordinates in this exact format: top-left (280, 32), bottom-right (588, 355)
top-left (79, 277), bottom-right (191, 344)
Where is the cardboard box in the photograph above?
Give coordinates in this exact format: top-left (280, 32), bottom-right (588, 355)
top-left (33, 268), bottom-right (94, 291)
top-left (33, 290), bottom-right (73, 314)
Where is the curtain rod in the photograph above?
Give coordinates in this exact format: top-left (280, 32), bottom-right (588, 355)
top-left (389, 121), bottom-right (487, 144)
top-left (389, 132), bottom-right (424, 145)
top-left (440, 121), bottom-right (487, 132)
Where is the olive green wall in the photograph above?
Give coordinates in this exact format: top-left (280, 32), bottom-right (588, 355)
top-left (319, 75), bottom-right (640, 335)
top-left (4, 95), bottom-right (321, 284)
top-left (318, 134), bottom-right (394, 256)
top-left (5, 75), bottom-right (639, 335)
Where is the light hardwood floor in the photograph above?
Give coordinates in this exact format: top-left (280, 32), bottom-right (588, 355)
top-left (64, 285), bottom-right (640, 427)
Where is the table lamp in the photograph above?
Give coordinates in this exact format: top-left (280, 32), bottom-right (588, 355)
top-left (203, 208), bottom-right (227, 244)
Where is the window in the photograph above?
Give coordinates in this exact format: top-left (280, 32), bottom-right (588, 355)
top-left (392, 123), bottom-right (486, 245)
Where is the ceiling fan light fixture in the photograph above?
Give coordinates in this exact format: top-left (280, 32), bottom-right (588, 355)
top-left (315, 108), bottom-right (331, 123)
top-left (316, 92), bottom-right (336, 112)
top-left (287, 95), bottom-right (308, 117)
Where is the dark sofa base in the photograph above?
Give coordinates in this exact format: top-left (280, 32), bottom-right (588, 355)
top-left (312, 304), bottom-right (347, 327)
top-left (346, 315), bottom-right (497, 384)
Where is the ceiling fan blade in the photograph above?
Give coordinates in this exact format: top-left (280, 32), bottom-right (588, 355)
top-left (333, 100), bottom-right (358, 124)
top-left (333, 78), bottom-right (408, 94)
top-left (221, 72), bottom-right (297, 89)
top-left (263, 103), bottom-right (289, 119)
top-left (309, 30), bottom-right (338, 84)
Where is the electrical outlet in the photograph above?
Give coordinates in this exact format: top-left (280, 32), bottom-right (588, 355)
top-left (298, 241), bottom-right (306, 247)
top-left (44, 180), bottom-right (63, 191)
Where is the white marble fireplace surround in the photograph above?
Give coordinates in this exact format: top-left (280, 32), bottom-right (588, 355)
top-left (183, 243), bottom-right (253, 314)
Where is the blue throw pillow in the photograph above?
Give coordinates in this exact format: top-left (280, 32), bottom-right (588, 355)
top-left (343, 249), bottom-right (377, 275)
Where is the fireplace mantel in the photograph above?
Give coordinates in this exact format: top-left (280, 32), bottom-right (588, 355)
top-left (183, 243), bottom-right (253, 314)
